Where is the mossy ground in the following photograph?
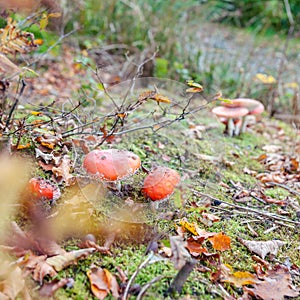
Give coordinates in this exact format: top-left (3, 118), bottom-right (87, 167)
top-left (48, 113), bottom-right (299, 299)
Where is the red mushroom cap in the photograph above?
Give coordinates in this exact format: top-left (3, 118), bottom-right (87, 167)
top-left (223, 98), bottom-right (264, 115)
top-left (212, 106), bottom-right (249, 119)
top-left (142, 166), bottom-right (180, 201)
top-left (83, 149), bottom-right (141, 181)
top-left (28, 178), bottom-right (61, 201)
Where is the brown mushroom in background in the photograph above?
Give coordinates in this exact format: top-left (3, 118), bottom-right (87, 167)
top-left (211, 106), bottom-right (249, 136)
top-left (142, 166), bottom-right (180, 206)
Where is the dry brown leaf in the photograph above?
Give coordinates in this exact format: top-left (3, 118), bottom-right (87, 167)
top-left (244, 264), bottom-right (300, 300)
top-left (199, 212), bottom-right (220, 226)
top-left (219, 264), bottom-right (257, 287)
top-left (170, 236), bottom-right (191, 270)
top-left (0, 54), bottom-right (20, 78)
top-left (19, 252), bottom-right (57, 284)
top-left (0, 18), bottom-right (36, 55)
top-left (185, 239), bottom-right (208, 257)
top-left (87, 267), bottom-right (119, 300)
top-left (208, 232), bottom-right (231, 251)
top-left (238, 238), bottom-right (286, 259)
top-left (46, 248), bottom-right (95, 271)
top-left (0, 261), bottom-right (25, 300)
top-left (52, 155), bottom-right (74, 185)
top-left (39, 278), bottom-right (73, 298)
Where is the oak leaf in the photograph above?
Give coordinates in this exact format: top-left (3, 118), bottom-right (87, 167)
top-left (244, 264), bottom-right (300, 300)
top-left (238, 238), bottom-right (285, 259)
top-left (208, 232), bottom-right (231, 251)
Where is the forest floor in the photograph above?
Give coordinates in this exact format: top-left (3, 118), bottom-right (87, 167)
top-left (0, 23), bottom-right (300, 300)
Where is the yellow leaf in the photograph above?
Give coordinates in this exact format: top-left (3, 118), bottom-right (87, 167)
top-left (48, 12), bottom-right (62, 18)
top-left (30, 111), bottom-right (41, 116)
top-left (34, 39), bottom-right (44, 45)
top-left (186, 80), bottom-right (203, 90)
top-left (40, 14), bottom-right (49, 30)
top-left (284, 82), bottom-right (299, 89)
top-left (254, 73), bottom-right (276, 84)
top-left (16, 143), bottom-right (31, 150)
top-left (152, 93), bottom-right (171, 104)
top-left (223, 271), bottom-right (257, 287)
top-left (186, 87), bottom-right (203, 93)
top-left (179, 219), bottom-right (199, 236)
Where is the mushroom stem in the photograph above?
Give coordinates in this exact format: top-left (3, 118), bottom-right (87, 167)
top-left (227, 118), bottom-right (234, 137)
top-left (234, 119), bottom-right (242, 136)
top-left (241, 116), bottom-right (248, 133)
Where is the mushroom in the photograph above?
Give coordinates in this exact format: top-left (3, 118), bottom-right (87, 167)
top-left (25, 178), bottom-right (61, 219)
top-left (83, 149), bottom-right (141, 190)
top-left (142, 166), bottom-right (180, 206)
top-left (28, 178), bottom-right (61, 202)
top-left (222, 98), bottom-right (265, 132)
top-left (211, 106), bottom-right (249, 136)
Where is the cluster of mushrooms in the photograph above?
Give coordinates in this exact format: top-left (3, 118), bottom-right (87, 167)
top-left (212, 98), bottom-right (264, 136)
top-left (83, 149), bottom-right (180, 203)
top-left (27, 149), bottom-right (180, 207)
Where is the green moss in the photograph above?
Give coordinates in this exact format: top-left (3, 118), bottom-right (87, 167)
top-left (264, 187), bottom-right (290, 199)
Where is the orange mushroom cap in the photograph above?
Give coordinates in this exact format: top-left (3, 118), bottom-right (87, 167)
top-left (28, 178), bottom-right (61, 201)
top-left (142, 166), bottom-right (180, 201)
top-left (83, 149), bottom-right (141, 181)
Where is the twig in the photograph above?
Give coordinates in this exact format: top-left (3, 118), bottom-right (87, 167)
top-left (4, 79), bottom-right (26, 131)
top-left (265, 182), bottom-right (300, 197)
top-left (193, 190), bottom-right (300, 225)
top-left (136, 276), bottom-right (164, 300)
top-left (167, 259), bottom-right (197, 295)
top-left (30, 29), bottom-right (78, 65)
top-left (123, 252), bottom-right (154, 300)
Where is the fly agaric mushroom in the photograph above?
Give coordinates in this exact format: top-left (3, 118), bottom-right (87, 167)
top-left (83, 149), bottom-right (141, 189)
top-left (25, 178), bottom-right (61, 220)
top-left (223, 98), bottom-right (264, 132)
top-left (142, 166), bottom-right (180, 204)
top-left (28, 178), bottom-right (61, 202)
top-left (211, 106), bottom-right (249, 136)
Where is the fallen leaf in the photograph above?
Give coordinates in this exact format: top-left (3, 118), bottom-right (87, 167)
top-left (186, 239), bottom-right (208, 257)
top-left (170, 236), bottom-right (191, 270)
top-left (87, 267), bottom-right (119, 300)
top-left (219, 263), bottom-right (257, 287)
top-left (19, 252), bottom-right (57, 284)
top-left (39, 278), bottom-right (74, 298)
top-left (0, 262), bottom-right (25, 300)
top-left (46, 248), bottom-right (95, 271)
top-left (199, 212), bottom-right (220, 226)
top-left (244, 264), bottom-right (300, 300)
top-left (208, 232), bottom-right (231, 251)
top-left (52, 155), bottom-right (74, 185)
top-left (179, 219), bottom-right (200, 236)
top-left (238, 238), bottom-right (286, 259)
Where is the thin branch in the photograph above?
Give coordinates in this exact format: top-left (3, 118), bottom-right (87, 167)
top-left (136, 276), bottom-right (164, 300)
top-left (193, 190), bottom-right (300, 225)
top-left (4, 79), bottom-right (26, 131)
top-left (123, 252), bottom-right (154, 300)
